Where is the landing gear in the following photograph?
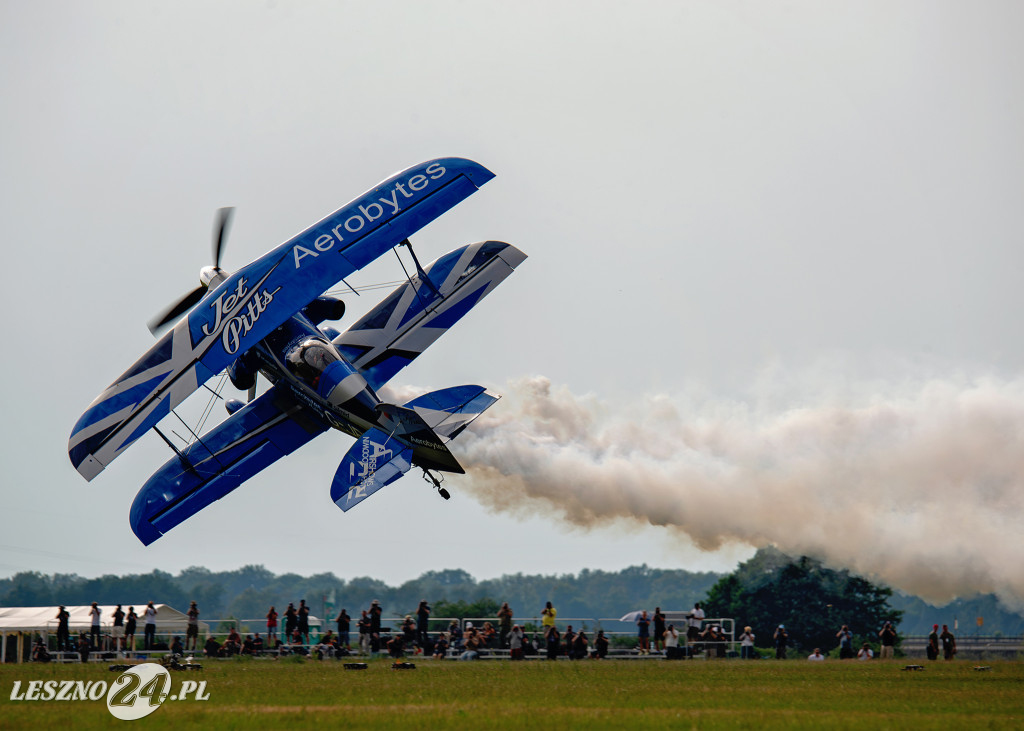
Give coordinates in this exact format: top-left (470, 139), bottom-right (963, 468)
top-left (422, 469), bottom-right (451, 500)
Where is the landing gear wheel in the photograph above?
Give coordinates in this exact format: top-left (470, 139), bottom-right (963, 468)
top-left (422, 469), bottom-right (451, 501)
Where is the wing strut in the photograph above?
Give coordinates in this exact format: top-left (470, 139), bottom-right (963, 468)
top-left (397, 238), bottom-right (443, 300)
top-left (153, 426), bottom-right (200, 477)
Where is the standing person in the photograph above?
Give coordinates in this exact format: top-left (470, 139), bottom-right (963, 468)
top-left (509, 624), bottom-right (524, 661)
top-left (125, 607), bottom-right (137, 654)
top-left (416, 600), bottom-right (431, 647)
top-left (636, 611), bottom-right (651, 655)
top-left (773, 624), bottom-right (789, 659)
top-left (836, 625), bottom-right (854, 660)
top-left (939, 624), bottom-right (957, 660)
top-left (336, 609), bottom-right (351, 649)
top-left (369, 600), bottom-right (383, 654)
top-left (545, 626), bottom-right (560, 661)
top-left (878, 621), bottom-right (897, 660)
top-left (497, 602), bottom-right (513, 648)
top-left (927, 624), bottom-right (940, 661)
top-left (652, 608), bottom-right (666, 653)
top-left (686, 602), bottom-right (705, 645)
top-left (89, 602), bottom-right (101, 650)
top-left (186, 601), bottom-right (200, 652)
top-left (143, 601), bottom-right (158, 651)
top-left (595, 630), bottom-right (609, 659)
top-left (55, 606), bottom-right (71, 653)
top-left (111, 605), bottom-right (125, 654)
top-left (739, 626), bottom-right (756, 660)
top-left (541, 601), bottom-right (557, 632)
top-left (572, 631), bottom-right (588, 660)
top-left (563, 625), bottom-right (576, 659)
top-left (284, 603), bottom-right (298, 640)
top-left (297, 600), bottom-right (310, 645)
top-left (266, 606), bottom-right (278, 644)
top-left (358, 610), bottom-right (371, 655)
top-left (664, 624), bottom-right (681, 659)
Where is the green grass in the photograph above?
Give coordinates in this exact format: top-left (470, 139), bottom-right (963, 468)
top-left (2, 657), bottom-right (1022, 729)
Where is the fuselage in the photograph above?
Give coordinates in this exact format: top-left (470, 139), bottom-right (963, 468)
top-left (245, 313), bottom-right (382, 440)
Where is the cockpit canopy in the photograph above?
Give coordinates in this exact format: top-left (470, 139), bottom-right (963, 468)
top-left (285, 337), bottom-right (341, 387)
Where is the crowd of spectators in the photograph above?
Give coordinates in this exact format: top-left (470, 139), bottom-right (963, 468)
top-left (23, 596), bottom-right (961, 664)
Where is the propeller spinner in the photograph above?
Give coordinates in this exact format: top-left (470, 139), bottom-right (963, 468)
top-left (147, 207), bottom-right (233, 335)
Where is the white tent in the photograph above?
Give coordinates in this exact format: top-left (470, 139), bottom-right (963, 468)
top-left (0, 603), bottom-right (208, 663)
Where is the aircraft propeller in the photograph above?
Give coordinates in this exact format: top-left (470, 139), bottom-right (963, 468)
top-left (147, 207), bottom-right (234, 335)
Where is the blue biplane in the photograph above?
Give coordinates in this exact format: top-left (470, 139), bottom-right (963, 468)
top-left (68, 158), bottom-right (526, 545)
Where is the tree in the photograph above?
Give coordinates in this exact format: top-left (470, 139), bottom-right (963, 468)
top-left (432, 598), bottom-right (501, 623)
top-left (703, 549), bottom-right (902, 653)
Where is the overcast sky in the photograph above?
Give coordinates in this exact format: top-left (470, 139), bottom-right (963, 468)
top-left (2, 2), bottom-right (1022, 605)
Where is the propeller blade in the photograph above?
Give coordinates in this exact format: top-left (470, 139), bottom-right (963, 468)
top-left (147, 285), bottom-right (207, 335)
top-left (212, 207), bottom-right (234, 270)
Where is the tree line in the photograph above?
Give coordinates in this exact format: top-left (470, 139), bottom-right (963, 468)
top-left (1, 550), bottom-right (1020, 638)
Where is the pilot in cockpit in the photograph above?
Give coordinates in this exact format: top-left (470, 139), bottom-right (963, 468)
top-left (285, 338), bottom-right (340, 390)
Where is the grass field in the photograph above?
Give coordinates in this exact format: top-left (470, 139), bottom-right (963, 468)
top-left (2, 657), bottom-right (1022, 729)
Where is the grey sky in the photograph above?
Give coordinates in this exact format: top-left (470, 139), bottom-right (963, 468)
top-left (2, 2), bottom-right (1022, 599)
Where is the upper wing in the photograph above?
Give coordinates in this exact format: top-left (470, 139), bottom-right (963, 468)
top-left (128, 385), bottom-right (328, 545)
top-left (333, 241), bottom-right (527, 390)
top-left (69, 158), bottom-right (494, 480)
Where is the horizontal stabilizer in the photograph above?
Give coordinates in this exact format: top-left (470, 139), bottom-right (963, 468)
top-left (331, 428), bottom-right (413, 512)
top-left (404, 385), bottom-right (499, 442)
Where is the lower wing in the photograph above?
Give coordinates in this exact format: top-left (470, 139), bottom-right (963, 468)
top-left (129, 387), bottom-right (327, 545)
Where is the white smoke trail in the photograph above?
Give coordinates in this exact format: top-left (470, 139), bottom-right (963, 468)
top-left (451, 375), bottom-right (1024, 609)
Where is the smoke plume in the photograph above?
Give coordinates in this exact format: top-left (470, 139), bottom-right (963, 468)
top-left (453, 375), bottom-right (1024, 609)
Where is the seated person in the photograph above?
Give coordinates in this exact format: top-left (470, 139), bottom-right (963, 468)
top-left (387, 634), bottom-right (406, 659)
top-left (522, 633), bottom-right (538, 656)
top-left (480, 622), bottom-right (497, 649)
top-left (401, 617), bottom-right (416, 646)
top-left (169, 636), bottom-right (184, 656)
top-left (77, 633), bottom-right (91, 663)
top-left (32, 639), bottom-right (51, 663)
top-left (253, 633), bottom-right (265, 655)
top-left (447, 621), bottom-right (463, 650)
top-left (241, 635), bottom-right (255, 655)
top-left (432, 634), bottom-right (449, 660)
top-left (459, 630), bottom-right (482, 660)
top-left (289, 630), bottom-right (307, 655)
top-left (203, 636), bottom-right (221, 658)
top-left (224, 628), bottom-right (242, 655)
